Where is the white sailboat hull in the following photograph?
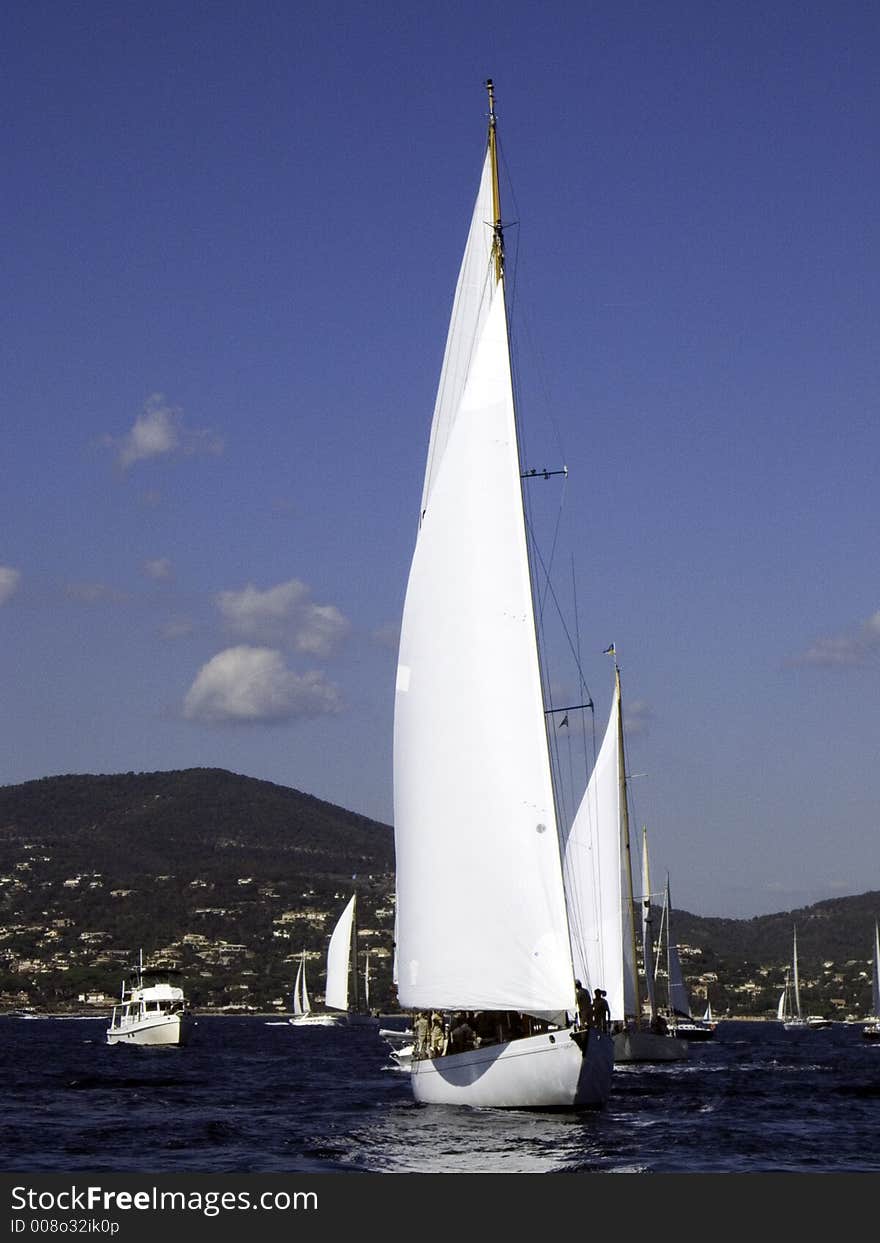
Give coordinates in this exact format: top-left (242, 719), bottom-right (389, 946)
top-left (410, 1028), bottom-right (614, 1109)
top-left (289, 1012), bottom-right (378, 1028)
top-left (389, 1043), bottom-right (414, 1070)
top-left (613, 1029), bottom-right (688, 1063)
top-left (289, 1013), bottom-right (347, 1027)
top-left (669, 1019), bottom-right (716, 1041)
top-left (106, 1012), bottom-right (193, 1047)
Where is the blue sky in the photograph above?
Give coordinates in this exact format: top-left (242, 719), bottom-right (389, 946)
top-left (2, 1), bottom-right (878, 918)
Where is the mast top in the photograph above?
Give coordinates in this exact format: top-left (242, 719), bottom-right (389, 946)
top-left (484, 78), bottom-right (503, 282)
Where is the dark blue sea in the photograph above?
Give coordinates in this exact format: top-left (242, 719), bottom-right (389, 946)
top-left (1, 1015), bottom-right (878, 1175)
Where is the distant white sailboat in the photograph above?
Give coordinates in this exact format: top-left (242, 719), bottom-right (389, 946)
top-left (288, 948), bottom-right (340, 1027)
top-left (289, 897), bottom-right (363, 1027)
top-left (862, 921), bottom-right (880, 1042)
top-left (634, 829), bottom-right (687, 1060)
top-left (391, 80), bottom-right (614, 1109)
top-left (327, 893), bottom-right (379, 1027)
top-left (291, 949), bottom-right (310, 1017)
top-left (779, 926), bottom-right (807, 1030)
top-left (659, 879), bottom-right (715, 1041)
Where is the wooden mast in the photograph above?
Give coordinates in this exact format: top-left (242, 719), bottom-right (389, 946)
top-left (486, 78), bottom-right (504, 283)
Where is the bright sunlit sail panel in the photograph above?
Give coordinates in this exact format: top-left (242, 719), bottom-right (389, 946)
top-left (419, 148), bottom-right (496, 518)
top-left (324, 896), bottom-right (354, 1011)
top-left (393, 261), bottom-right (574, 1015)
top-left (301, 955), bottom-right (310, 1013)
top-left (292, 958), bottom-right (304, 1016)
top-left (562, 684), bottom-right (629, 1019)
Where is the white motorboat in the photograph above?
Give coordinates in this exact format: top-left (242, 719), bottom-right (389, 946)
top-left (106, 950), bottom-right (193, 1047)
top-left (778, 927), bottom-right (808, 1031)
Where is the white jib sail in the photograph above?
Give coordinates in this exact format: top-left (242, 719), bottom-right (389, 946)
top-left (393, 147), bottom-right (575, 1016)
top-left (562, 683), bottom-right (633, 1021)
top-left (301, 953), bottom-right (311, 1014)
top-left (292, 958), bottom-right (304, 1016)
top-left (325, 896), bottom-right (355, 1012)
top-left (872, 921), bottom-right (880, 1019)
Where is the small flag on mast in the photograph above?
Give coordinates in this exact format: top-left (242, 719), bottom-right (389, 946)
top-left (603, 643), bottom-right (615, 656)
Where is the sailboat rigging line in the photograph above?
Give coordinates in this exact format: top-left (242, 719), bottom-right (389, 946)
top-left (526, 522), bottom-right (592, 699)
top-left (486, 94), bottom-right (574, 943)
top-left (571, 556), bottom-right (597, 788)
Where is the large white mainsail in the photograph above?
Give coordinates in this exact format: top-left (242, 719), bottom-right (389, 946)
top-left (324, 896), bottom-right (355, 1012)
top-left (393, 143), bottom-right (575, 1017)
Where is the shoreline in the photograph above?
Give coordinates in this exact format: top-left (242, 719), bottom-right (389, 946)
top-left (5, 1010), bottom-right (854, 1024)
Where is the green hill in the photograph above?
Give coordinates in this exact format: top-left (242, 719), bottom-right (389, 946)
top-left (0, 769), bottom-right (395, 1012)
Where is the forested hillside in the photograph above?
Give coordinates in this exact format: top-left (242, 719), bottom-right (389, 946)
top-left (1, 769), bottom-right (877, 1017)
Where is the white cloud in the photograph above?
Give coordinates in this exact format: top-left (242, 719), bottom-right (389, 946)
top-left (108, 394), bottom-right (223, 470)
top-left (216, 579), bottom-right (350, 656)
top-left (0, 566), bottom-right (21, 605)
top-left (143, 557), bottom-right (172, 580)
top-left (183, 645), bottom-right (342, 723)
top-left (791, 609), bottom-right (880, 668)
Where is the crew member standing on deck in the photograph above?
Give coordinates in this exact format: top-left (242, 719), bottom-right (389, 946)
top-left (575, 980), bottom-right (593, 1029)
top-left (593, 988), bottom-right (610, 1033)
